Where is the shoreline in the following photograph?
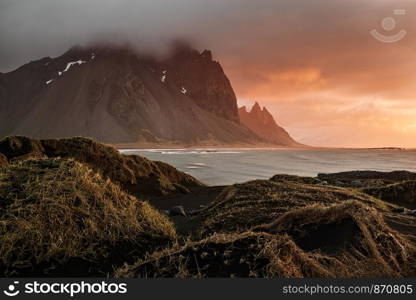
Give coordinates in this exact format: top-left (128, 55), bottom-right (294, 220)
top-left (111, 142), bottom-right (308, 150)
top-left (114, 144), bottom-right (409, 151)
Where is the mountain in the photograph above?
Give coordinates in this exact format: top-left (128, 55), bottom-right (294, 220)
top-left (0, 44), bottom-right (258, 145)
top-left (239, 102), bottom-right (301, 147)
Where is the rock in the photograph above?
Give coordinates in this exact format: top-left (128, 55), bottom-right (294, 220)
top-left (334, 180), bottom-right (344, 186)
top-left (392, 207), bottom-right (405, 213)
top-left (188, 209), bottom-right (202, 216)
top-left (405, 210), bottom-right (416, 216)
top-left (170, 206), bottom-right (187, 217)
top-left (161, 210), bottom-right (170, 216)
top-left (165, 42), bottom-right (240, 123)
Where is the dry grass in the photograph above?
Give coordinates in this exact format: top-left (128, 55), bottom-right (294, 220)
top-left (270, 174), bottom-right (322, 185)
top-left (318, 170), bottom-right (416, 182)
top-left (0, 136), bottom-right (204, 196)
top-left (116, 201), bottom-right (415, 278)
top-left (1, 136), bottom-right (415, 278)
top-left (0, 158), bottom-right (176, 276)
top-left (255, 201), bottom-right (415, 277)
top-left (115, 232), bottom-right (333, 278)
top-left (0, 154), bottom-right (7, 168)
top-left (198, 179), bottom-right (392, 236)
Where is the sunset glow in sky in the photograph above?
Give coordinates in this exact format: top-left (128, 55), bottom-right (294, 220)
top-left (1, 0), bottom-right (415, 147)
top-left (217, 1), bottom-right (416, 147)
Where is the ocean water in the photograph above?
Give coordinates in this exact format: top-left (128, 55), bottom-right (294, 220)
top-left (120, 148), bottom-right (416, 186)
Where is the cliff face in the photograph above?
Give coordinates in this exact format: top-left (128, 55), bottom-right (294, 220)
top-left (0, 45), bottom-right (257, 145)
top-left (148, 43), bottom-right (240, 123)
top-left (239, 102), bottom-right (301, 147)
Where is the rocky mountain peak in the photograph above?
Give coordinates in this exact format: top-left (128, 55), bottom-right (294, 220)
top-left (239, 102), bottom-right (302, 147)
top-left (0, 43), bottom-right (258, 145)
top-left (251, 102), bottom-right (262, 114)
top-left (201, 50), bottom-right (213, 61)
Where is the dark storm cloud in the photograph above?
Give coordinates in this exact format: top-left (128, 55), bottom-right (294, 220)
top-left (1, 0), bottom-right (413, 72)
top-left (1, 0), bottom-right (415, 147)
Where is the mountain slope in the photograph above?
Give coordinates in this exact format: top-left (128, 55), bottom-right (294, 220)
top-left (239, 102), bottom-right (302, 147)
top-left (0, 45), bottom-right (258, 145)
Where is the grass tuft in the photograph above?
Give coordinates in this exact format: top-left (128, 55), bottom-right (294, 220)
top-left (0, 158), bottom-right (176, 276)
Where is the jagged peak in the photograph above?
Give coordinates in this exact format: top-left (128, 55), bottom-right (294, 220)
top-left (262, 106), bottom-right (275, 119)
top-left (251, 102), bottom-right (262, 113)
top-left (239, 106), bottom-right (248, 113)
top-left (201, 50), bottom-right (213, 61)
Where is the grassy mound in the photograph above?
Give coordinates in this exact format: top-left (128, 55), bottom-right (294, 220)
top-left (318, 170), bottom-right (416, 182)
top-left (270, 174), bottom-right (321, 185)
top-left (198, 179), bottom-right (390, 236)
top-left (254, 201), bottom-right (415, 277)
top-left (362, 181), bottom-right (416, 209)
top-left (0, 136), bottom-right (204, 196)
top-left (0, 158), bottom-right (176, 276)
top-left (115, 232), bottom-right (333, 278)
top-left (318, 171), bottom-right (416, 188)
top-left (117, 201), bottom-right (415, 278)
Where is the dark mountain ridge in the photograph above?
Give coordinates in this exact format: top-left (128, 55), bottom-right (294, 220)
top-left (239, 102), bottom-right (302, 147)
top-left (0, 45), bottom-right (258, 145)
top-left (0, 44), bottom-right (301, 147)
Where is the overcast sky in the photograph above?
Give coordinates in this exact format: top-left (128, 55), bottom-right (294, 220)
top-left (1, 0), bottom-right (415, 147)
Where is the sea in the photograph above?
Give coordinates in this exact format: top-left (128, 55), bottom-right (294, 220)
top-left (120, 148), bottom-right (416, 186)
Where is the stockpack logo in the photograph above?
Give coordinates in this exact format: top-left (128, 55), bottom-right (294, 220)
top-left (2, 281), bottom-right (127, 297)
top-left (3, 281), bottom-right (20, 297)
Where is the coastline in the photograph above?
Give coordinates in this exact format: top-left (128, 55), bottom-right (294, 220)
top-left (112, 142), bottom-right (409, 151)
top-left (1, 136), bottom-right (416, 278)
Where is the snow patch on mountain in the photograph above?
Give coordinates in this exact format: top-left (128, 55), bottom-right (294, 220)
top-left (161, 71), bottom-right (167, 83)
top-left (58, 60), bottom-right (86, 76)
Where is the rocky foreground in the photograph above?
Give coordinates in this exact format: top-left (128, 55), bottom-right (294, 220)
top-left (1, 136), bottom-right (416, 277)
